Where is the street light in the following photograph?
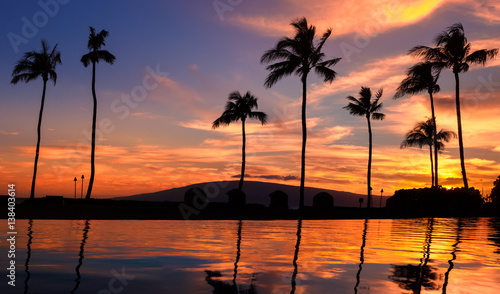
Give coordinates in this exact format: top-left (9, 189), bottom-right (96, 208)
top-left (74, 177), bottom-right (77, 199)
top-left (81, 175), bottom-right (84, 199)
top-left (380, 189), bottom-right (384, 208)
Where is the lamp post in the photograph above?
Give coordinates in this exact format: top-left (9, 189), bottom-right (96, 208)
top-left (380, 189), bottom-right (384, 208)
top-left (81, 175), bottom-right (84, 199)
top-left (74, 177), bottom-right (77, 199)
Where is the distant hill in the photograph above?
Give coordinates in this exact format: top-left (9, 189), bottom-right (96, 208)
top-left (114, 181), bottom-right (380, 208)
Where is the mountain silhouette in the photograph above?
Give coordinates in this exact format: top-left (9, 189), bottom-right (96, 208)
top-left (113, 180), bottom-right (368, 208)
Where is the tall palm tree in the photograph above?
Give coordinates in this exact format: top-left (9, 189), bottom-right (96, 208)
top-left (401, 119), bottom-right (456, 187)
top-left (11, 40), bottom-right (61, 199)
top-left (409, 23), bottom-right (498, 189)
top-left (394, 62), bottom-right (442, 186)
top-left (260, 17), bottom-right (341, 210)
top-left (81, 27), bottom-right (115, 199)
top-left (344, 87), bottom-right (385, 209)
top-left (212, 91), bottom-right (267, 191)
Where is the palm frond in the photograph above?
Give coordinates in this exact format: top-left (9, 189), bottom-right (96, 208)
top-left (343, 103), bottom-right (366, 116)
top-left (95, 50), bottom-right (116, 64)
top-left (11, 39), bottom-right (61, 85)
top-left (264, 67), bottom-right (295, 88)
top-left (248, 111), bottom-right (268, 124)
top-left (314, 64), bottom-right (337, 83)
top-left (466, 49), bottom-right (499, 65)
top-left (213, 91), bottom-right (267, 129)
top-left (371, 112), bottom-right (385, 120)
top-left (261, 17), bottom-right (340, 88)
top-left (212, 112), bottom-right (239, 129)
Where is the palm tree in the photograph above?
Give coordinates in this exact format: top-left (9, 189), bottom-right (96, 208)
top-left (260, 17), bottom-right (341, 210)
top-left (344, 87), bottom-right (385, 209)
top-left (401, 118), bottom-right (457, 186)
top-left (11, 40), bottom-right (61, 199)
top-left (81, 27), bottom-right (116, 199)
top-left (409, 23), bottom-right (498, 189)
top-left (394, 62), bottom-right (441, 186)
top-left (212, 91), bottom-right (267, 191)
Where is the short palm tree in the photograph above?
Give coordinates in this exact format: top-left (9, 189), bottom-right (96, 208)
top-left (212, 91), bottom-right (267, 191)
top-left (409, 23), bottom-right (498, 189)
top-left (395, 62), bottom-right (441, 186)
top-left (11, 39), bottom-right (61, 199)
top-left (260, 17), bottom-right (341, 210)
top-left (344, 87), bottom-right (385, 209)
top-left (81, 27), bottom-right (116, 199)
top-left (401, 118), bottom-right (457, 186)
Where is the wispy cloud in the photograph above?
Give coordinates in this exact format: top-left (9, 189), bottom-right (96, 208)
top-left (0, 130), bottom-right (19, 135)
top-left (228, 0), bottom-right (447, 37)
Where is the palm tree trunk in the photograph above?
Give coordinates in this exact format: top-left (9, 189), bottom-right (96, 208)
top-left (454, 72), bottom-right (468, 189)
top-left (239, 119), bottom-right (246, 191)
top-left (367, 116), bottom-right (372, 209)
top-left (30, 80), bottom-right (47, 199)
top-left (429, 91), bottom-right (438, 187)
top-left (429, 145), bottom-right (434, 187)
top-left (86, 61), bottom-right (97, 199)
top-left (299, 75), bottom-right (308, 211)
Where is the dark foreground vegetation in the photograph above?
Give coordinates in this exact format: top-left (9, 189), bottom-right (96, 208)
top-left (3, 186), bottom-right (498, 220)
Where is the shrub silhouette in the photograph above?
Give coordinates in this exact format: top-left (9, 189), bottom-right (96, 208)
top-left (313, 192), bottom-right (334, 210)
top-left (268, 190), bottom-right (288, 210)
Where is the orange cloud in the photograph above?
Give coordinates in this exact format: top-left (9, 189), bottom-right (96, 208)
top-left (228, 0), bottom-right (446, 37)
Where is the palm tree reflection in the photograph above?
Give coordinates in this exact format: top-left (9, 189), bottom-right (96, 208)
top-left (205, 220), bottom-right (257, 293)
top-left (24, 219), bottom-right (33, 294)
top-left (233, 220), bottom-right (242, 285)
top-left (389, 218), bottom-right (441, 293)
top-left (290, 219), bottom-right (302, 294)
top-left (354, 219), bottom-right (368, 294)
top-left (442, 218), bottom-right (463, 294)
top-left (71, 220), bottom-right (91, 294)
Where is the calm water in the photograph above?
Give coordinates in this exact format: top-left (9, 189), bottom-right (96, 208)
top-left (1, 218), bottom-right (500, 294)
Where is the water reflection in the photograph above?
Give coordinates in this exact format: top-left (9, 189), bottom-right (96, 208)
top-left (442, 218), bottom-right (463, 294)
top-left (24, 219), bottom-right (33, 294)
top-left (2, 218), bottom-right (500, 294)
top-left (233, 220), bottom-right (242, 284)
top-left (290, 219), bottom-right (302, 294)
top-left (205, 220), bottom-right (257, 293)
top-left (389, 218), bottom-right (441, 293)
top-left (488, 218), bottom-right (500, 254)
top-left (354, 219), bottom-right (368, 294)
top-left (71, 220), bottom-right (91, 294)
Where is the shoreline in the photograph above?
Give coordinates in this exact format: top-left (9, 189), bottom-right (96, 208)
top-left (4, 197), bottom-right (498, 221)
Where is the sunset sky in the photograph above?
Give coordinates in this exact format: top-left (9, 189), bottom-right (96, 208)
top-left (1, 0), bottom-right (499, 199)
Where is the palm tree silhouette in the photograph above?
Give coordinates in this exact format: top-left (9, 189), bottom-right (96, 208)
top-left (344, 87), bottom-right (385, 209)
top-left (261, 17), bottom-right (341, 210)
top-left (394, 62), bottom-right (442, 186)
top-left (11, 40), bottom-right (61, 199)
top-left (213, 91), bottom-right (267, 191)
top-left (409, 23), bottom-right (498, 189)
top-left (81, 27), bottom-right (116, 199)
top-left (401, 118), bottom-right (456, 187)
